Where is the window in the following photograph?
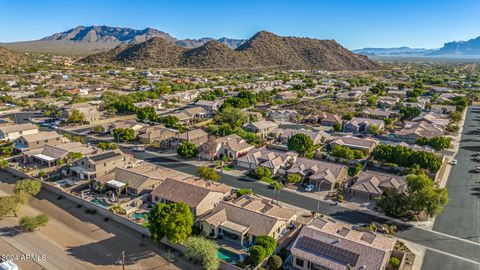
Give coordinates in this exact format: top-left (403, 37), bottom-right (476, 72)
top-left (296, 258), bottom-right (304, 267)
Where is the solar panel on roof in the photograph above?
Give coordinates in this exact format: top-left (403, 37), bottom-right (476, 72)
top-left (297, 237), bottom-right (360, 266)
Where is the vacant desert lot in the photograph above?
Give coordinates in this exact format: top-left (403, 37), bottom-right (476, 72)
top-left (0, 171), bottom-right (192, 270)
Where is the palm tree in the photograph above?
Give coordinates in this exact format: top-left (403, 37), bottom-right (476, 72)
top-left (271, 181), bottom-right (284, 205)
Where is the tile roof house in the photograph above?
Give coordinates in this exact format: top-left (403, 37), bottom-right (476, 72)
top-left (69, 150), bottom-right (129, 180)
top-left (199, 134), bottom-right (255, 161)
top-left (330, 136), bottom-right (379, 154)
top-left (175, 128), bottom-right (209, 147)
top-left (272, 128), bottom-right (331, 145)
top-left (268, 110), bottom-right (298, 122)
top-left (377, 96), bottom-right (399, 108)
top-left (344, 117), bottom-right (384, 134)
top-left (362, 108), bottom-right (395, 120)
top-left (393, 121), bottom-right (445, 143)
top-left (137, 126), bottom-right (178, 146)
top-left (0, 123), bottom-right (38, 141)
top-left (200, 195), bottom-right (297, 247)
top-left (350, 170), bottom-right (407, 200)
top-left (237, 148), bottom-right (298, 175)
top-left (319, 113), bottom-right (342, 126)
top-left (243, 120), bottom-right (279, 139)
top-left (287, 158), bottom-right (348, 191)
top-left (195, 100), bottom-right (223, 112)
top-left (22, 142), bottom-right (96, 167)
top-left (95, 163), bottom-right (188, 197)
top-left (151, 178), bottom-right (231, 216)
top-left (291, 218), bottom-right (396, 270)
top-left (67, 103), bottom-right (102, 124)
top-left (14, 131), bottom-right (67, 152)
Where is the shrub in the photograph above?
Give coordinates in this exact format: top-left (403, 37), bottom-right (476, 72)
top-left (268, 255), bottom-right (283, 270)
top-left (389, 257), bottom-right (401, 268)
top-left (184, 236), bottom-right (219, 270)
top-left (255, 235), bottom-right (277, 255)
top-left (20, 214), bottom-right (49, 231)
top-left (249, 245), bottom-right (267, 266)
top-left (253, 166), bottom-right (271, 179)
top-left (236, 188), bottom-right (253, 197)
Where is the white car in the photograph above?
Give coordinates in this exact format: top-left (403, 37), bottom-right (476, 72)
top-left (476, 166), bottom-right (480, 172)
top-left (305, 184), bottom-right (315, 192)
top-left (0, 260), bottom-right (19, 270)
top-left (475, 156), bottom-right (480, 161)
top-left (450, 159), bottom-right (457, 165)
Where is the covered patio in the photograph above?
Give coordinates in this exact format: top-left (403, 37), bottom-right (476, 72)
top-left (218, 221), bottom-right (250, 247)
top-left (70, 166), bottom-right (96, 180)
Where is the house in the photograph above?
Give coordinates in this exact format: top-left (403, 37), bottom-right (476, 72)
top-left (350, 170), bottom-right (407, 200)
top-left (237, 148), bottom-right (298, 175)
top-left (344, 117), bottom-right (384, 134)
top-left (387, 89), bottom-right (407, 98)
top-left (137, 126), bottom-right (178, 146)
top-left (94, 163), bottom-right (187, 197)
top-left (431, 104), bottom-right (456, 115)
top-left (268, 110), bottom-right (298, 122)
top-left (291, 217), bottom-right (396, 270)
top-left (243, 120), bottom-right (279, 139)
top-left (276, 91), bottom-right (297, 100)
top-left (69, 150), bottom-right (129, 180)
top-left (411, 112), bottom-right (450, 127)
top-left (107, 120), bottom-right (146, 135)
top-left (195, 100), bottom-right (223, 113)
top-left (200, 134), bottom-right (255, 160)
top-left (151, 178), bottom-right (231, 216)
top-left (272, 128), bottom-right (330, 145)
top-left (176, 129), bottom-right (209, 147)
top-left (0, 123), bottom-right (38, 141)
top-left (287, 158), bottom-right (348, 191)
top-left (336, 90), bottom-right (363, 101)
top-left (66, 103), bottom-right (102, 124)
top-left (22, 142), bottom-right (96, 167)
top-left (200, 195), bottom-right (297, 247)
top-left (393, 121), bottom-right (445, 143)
top-left (319, 113), bottom-right (342, 126)
top-left (330, 136), bottom-right (379, 154)
top-left (14, 131), bottom-right (66, 152)
top-left (362, 108), bottom-right (394, 120)
top-left (170, 107), bottom-right (208, 124)
top-left (377, 96), bottom-right (399, 108)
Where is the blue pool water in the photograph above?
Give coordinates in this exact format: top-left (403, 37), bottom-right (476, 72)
top-left (132, 212), bottom-right (149, 219)
top-left (217, 248), bottom-right (240, 263)
top-left (91, 198), bottom-right (109, 208)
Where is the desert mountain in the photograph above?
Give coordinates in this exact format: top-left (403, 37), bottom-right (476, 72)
top-left (429, 36), bottom-right (480, 56)
top-left (83, 31), bottom-right (378, 70)
top-left (0, 46), bottom-right (27, 66)
top-left (1, 25), bottom-right (246, 55)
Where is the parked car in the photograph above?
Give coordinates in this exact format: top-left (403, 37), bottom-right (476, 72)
top-left (0, 259), bottom-right (19, 270)
top-left (305, 184), bottom-right (315, 192)
top-left (133, 146), bottom-right (145, 152)
top-left (450, 159), bottom-right (457, 165)
top-left (476, 166), bottom-right (480, 172)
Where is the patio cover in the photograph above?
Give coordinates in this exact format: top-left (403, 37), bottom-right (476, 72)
top-left (220, 220), bottom-right (249, 234)
top-left (33, 153), bottom-right (56, 162)
top-left (106, 179), bottom-right (126, 189)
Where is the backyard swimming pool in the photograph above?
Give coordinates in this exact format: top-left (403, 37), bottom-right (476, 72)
top-left (217, 248), bottom-right (240, 263)
top-left (132, 212), bottom-right (149, 219)
top-left (90, 198), bottom-right (110, 208)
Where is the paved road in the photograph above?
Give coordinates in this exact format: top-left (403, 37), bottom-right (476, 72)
top-left (127, 149), bottom-right (480, 266)
top-left (421, 106), bottom-right (480, 270)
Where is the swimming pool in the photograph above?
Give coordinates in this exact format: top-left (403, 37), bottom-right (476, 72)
top-left (90, 198), bottom-right (110, 208)
top-left (217, 248), bottom-right (240, 263)
top-left (132, 212), bottom-right (149, 219)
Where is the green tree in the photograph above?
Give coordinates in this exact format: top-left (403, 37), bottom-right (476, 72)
top-left (407, 173), bottom-right (448, 217)
top-left (415, 137), bottom-right (451, 151)
top-left (271, 181), bottom-right (284, 204)
top-left (287, 173), bottom-right (302, 184)
top-left (255, 235), bottom-right (277, 256)
top-left (448, 111), bottom-right (462, 123)
top-left (333, 122), bottom-right (342, 132)
top-left (184, 236), bottom-right (219, 270)
top-left (148, 202), bottom-right (194, 243)
top-left (161, 115), bottom-right (179, 128)
top-left (67, 152), bottom-right (83, 161)
top-left (384, 117), bottom-right (393, 126)
top-left (136, 106), bottom-right (159, 122)
top-left (93, 125), bottom-right (105, 134)
top-left (367, 124), bottom-right (379, 135)
top-left (196, 166), bottom-right (220, 182)
top-left (342, 113), bottom-right (353, 121)
top-left (97, 142), bottom-right (118, 150)
top-left (177, 141), bottom-right (198, 159)
top-left (14, 179), bottom-right (41, 204)
top-left (268, 255), bottom-right (283, 270)
top-left (236, 188), bottom-right (253, 197)
top-left (68, 109), bottom-right (86, 124)
top-left (332, 145), bottom-right (355, 160)
top-left (113, 128), bottom-right (135, 143)
top-left (253, 166), bottom-right (271, 179)
top-left (288, 133), bottom-right (314, 157)
top-left (399, 106), bottom-right (421, 120)
top-left (0, 196), bottom-right (18, 217)
top-left (249, 245), bottom-right (267, 266)
top-left (215, 106), bottom-right (247, 128)
top-left (19, 214), bottom-right (49, 231)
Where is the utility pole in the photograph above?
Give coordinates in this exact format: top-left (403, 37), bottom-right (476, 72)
top-left (121, 251), bottom-right (125, 270)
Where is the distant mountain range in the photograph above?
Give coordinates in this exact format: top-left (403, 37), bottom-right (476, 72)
top-left (83, 31), bottom-right (378, 70)
top-left (355, 36), bottom-right (480, 58)
top-left (1, 25), bottom-right (246, 55)
top-left (353, 47), bottom-right (435, 57)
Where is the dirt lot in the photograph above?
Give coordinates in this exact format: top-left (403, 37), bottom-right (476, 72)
top-left (0, 171), bottom-right (193, 270)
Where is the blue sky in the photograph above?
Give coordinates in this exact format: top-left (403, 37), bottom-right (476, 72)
top-left (1, 0), bottom-right (479, 49)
